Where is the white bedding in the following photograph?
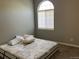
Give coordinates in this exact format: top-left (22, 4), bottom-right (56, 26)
top-left (0, 38), bottom-right (58, 59)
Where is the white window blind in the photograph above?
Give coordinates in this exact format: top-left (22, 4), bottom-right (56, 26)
top-left (38, 1), bottom-right (54, 30)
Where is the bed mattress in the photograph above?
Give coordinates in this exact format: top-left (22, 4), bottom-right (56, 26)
top-left (0, 38), bottom-right (58, 59)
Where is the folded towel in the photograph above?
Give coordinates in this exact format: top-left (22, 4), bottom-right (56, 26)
top-left (8, 36), bottom-right (24, 46)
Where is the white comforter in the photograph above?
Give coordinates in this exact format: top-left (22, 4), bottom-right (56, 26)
top-left (0, 38), bottom-right (58, 59)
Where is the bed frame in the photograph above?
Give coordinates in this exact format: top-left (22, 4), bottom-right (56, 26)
top-left (0, 48), bottom-right (17, 59)
top-left (0, 45), bottom-right (59, 59)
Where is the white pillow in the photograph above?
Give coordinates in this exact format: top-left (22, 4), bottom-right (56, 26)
top-left (8, 36), bottom-right (24, 46)
top-left (22, 35), bottom-right (35, 44)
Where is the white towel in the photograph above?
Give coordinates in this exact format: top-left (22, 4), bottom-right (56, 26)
top-left (8, 36), bottom-right (24, 46)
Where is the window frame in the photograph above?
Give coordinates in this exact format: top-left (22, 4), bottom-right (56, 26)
top-left (37, 1), bottom-right (54, 30)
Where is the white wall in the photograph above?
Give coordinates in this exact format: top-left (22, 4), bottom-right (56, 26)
top-left (34, 0), bottom-right (79, 46)
top-left (0, 0), bottom-right (34, 44)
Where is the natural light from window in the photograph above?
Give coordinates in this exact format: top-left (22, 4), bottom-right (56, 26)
top-left (38, 1), bottom-right (54, 30)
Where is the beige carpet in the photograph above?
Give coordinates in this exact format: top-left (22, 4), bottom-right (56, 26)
top-left (50, 45), bottom-right (79, 59)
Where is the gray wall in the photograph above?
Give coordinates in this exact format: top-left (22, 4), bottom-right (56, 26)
top-left (0, 0), bottom-right (34, 44)
top-left (34, 0), bottom-right (79, 45)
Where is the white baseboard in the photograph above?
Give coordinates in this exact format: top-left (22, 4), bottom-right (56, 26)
top-left (58, 42), bottom-right (79, 48)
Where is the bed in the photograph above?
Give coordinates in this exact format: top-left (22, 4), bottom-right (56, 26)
top-left (0, 38), bottom-right (58, 59)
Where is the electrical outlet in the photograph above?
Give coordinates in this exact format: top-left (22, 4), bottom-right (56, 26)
top-left (70, 38), bottom-right (74, 41)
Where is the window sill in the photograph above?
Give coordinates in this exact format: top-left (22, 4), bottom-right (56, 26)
top-left (38, 28), bottom-right (54, 31)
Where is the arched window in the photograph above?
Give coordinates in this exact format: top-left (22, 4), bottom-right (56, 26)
top-left (37, 1), bottom-right (54, 30)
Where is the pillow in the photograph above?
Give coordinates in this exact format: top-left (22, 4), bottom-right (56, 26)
top-left (8, 36), bottom-right (24, 46)
top-left (22, 35), bottom-right (35, 44)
